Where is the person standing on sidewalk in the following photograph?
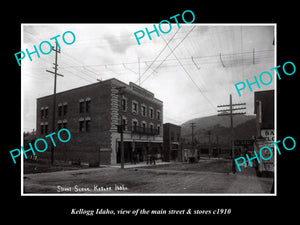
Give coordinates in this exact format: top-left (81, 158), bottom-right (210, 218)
top-left (232, 159), bottom-right (236, 174)
top-left (146, 145), bottom-right (151, 165)
top-left (243, 152), bottom-right (248, 169)
top-left (151, 151), bottom-right (156, 165)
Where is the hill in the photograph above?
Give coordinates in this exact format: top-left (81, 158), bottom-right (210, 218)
top-left (180, 114), bottom-right (256, 147)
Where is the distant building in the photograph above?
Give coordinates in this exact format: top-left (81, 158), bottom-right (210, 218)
top-left (23, 130), bottom-right (37, 160)
top-left (36, 78), bottom-right (163, 166)
top-left (254, 89), bottom-right (274, 134)
top-left (253, 89), bottom-right (274, 177)
top-left (163, 123), bottom-right (181, 161)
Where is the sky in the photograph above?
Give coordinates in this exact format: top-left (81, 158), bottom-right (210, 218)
top-left (21, 24), bottom-right (275, 132)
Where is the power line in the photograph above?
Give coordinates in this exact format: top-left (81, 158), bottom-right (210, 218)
top-left (134, 27), bottom-right (181, 84)
top-left (24, 49), bottom-right (273, 72)
top-left (141, 26), bottom-right (197, 85)
top-left (160, 34), bottom-right (217, 111)
top-left (60, 52), bottom-right (100, 81)
top-left (60, 67), bottom-right (95, 84)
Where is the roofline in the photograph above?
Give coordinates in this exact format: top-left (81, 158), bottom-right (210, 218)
top-left (111, 79), bottom-right (163, 105)
top-left (36, 78), bottom-right (114, 101)
top-left (36, 77), bottom-right (163, 104)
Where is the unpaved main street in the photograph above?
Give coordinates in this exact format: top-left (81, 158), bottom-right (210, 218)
top-left (23, 159), bottom-right (273, 194)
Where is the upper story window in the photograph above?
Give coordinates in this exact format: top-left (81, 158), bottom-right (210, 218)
top-left (142, 121), bottom-right (147, 132)
top-left (79, 101), bottom-right (84, 113)
top-left (41, 124), bottom-right (44, 134)
top-left (121, 96), bottom-right (127, 112)
top-left (40, 122), bottom-right (48, 134)
top-left (63, 119), bottom-right (67, 129)
top-left (58, 120), bottom-right (67, 130)
top-left (79, 117), bottom-right (85, 132)
top-left (132, 100), bottom-right (138, 114)
top-left (63, 102), bottom-right (68, 115)
top-left (86, 97), bottom-right (91, 113)
top-left (58, 103), bottom-right (67, 116)
top-left (157, 124), bottom-right (161, 135)
top-left (122, 116), bottom-right (128, 131)
top-left (79, 117), bottom-right (91, 132)
top-left (44, 123), bottom-right (48, 133)
top-left (149, 123), bottom-right (154, 133)
top-left (141, 104), bottom-right (147, 117)
top-left (132, 119), bottom-right (138, 132)
top-left (79, 120), bottom-right (85, 132)
top-left (41, 108), bottom-right (44, 119)
top-left (58, 120), bottom-right (63, 130)
top-left (44, 107), bottom-right (48, 118)
top-left (157, 110), bottom-right (161, 121)
top-left (86, 101), bottom-right (90, 113)
top-left (85, 117), bottom-right (91, 132)
top-left (40, 107), bottom-right (48, 119)
top-left (58, 104), bottom-right (62, 117)
top-left (149, 107), bottom-right (154, 119)
top-left (79, 98), bottom-right (91, 113)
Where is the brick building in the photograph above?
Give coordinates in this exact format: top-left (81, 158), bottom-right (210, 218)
top-left (36, 78), bottom-right (163, 165)
top-left (163, 123), bottom-right (181, 161)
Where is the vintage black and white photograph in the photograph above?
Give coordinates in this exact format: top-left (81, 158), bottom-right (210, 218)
top-left (21, 23), bottom-right (275, 195)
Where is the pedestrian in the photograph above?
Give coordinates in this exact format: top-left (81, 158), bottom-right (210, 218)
top-left (245, 151), bottom-right (250, 167)
top-left (151, 152), bottom-right (156, 165)
top-left (232, 159), bottom-right (236, 174)
top-left (243, 152), bottom-right (248, 168)
top-left (146, 146), bottom-right (151, 165)
top-left (147, 154), bottom-right (151, 165)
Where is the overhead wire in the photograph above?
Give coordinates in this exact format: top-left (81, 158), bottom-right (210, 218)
top-left (134, 27), bottom-right (181, 84)
top-left (141, 26), bottom-right (197, 85)
top-left (160, 34), bottom-right (217, 112)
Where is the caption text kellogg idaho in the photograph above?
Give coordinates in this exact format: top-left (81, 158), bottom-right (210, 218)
top-left (70, 208), bottom-right (231, 216)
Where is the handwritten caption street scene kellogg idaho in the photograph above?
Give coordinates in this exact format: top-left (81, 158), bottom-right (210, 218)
top-left (57, 184), bottom-right (128, 193)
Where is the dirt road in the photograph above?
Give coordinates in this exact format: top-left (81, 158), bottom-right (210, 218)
top-left (23, 159), bottom-right (273, 194)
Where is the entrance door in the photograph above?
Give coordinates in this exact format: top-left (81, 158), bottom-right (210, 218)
top-left (116, 141), bottom-right (133, 163)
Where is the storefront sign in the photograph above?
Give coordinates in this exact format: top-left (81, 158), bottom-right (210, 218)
top-left (261, 129), bottom-right (274, 142)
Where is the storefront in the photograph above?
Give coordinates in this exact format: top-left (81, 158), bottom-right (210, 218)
top-left (116, 140), bottom-right (163, 163)
top-left (254, 90), bottom-right (274, 177)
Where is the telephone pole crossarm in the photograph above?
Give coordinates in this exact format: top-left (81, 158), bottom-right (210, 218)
top-left (216, 94), bottom-right (246, 174)
top-left (231, 107), bottom-right (246, 111)
top-left (46, 70), bottom-right (64, 77)
top-left (217, 103), bottom-right (246, 108)
top-left (218, 112), bottom-right (246, 116)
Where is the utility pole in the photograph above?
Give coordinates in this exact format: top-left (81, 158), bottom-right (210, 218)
top-left (116, 86), bottom-right (126, 169)
top-left (46, 43), bottom-right (64, 166)
top-left (208, 130), bottom-right (211, 159)
top-left (216, 135), bottom-right (219, 157)
top-left (190, 122), bottom-right (196, 162)
top-left (217, 94), bottom-right (246, 173)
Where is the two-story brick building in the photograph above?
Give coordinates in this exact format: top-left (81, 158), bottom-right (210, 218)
top-left (163, 123), bottom-right (181, 161)
top-left (36, 78), bottom-right (163, 166)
